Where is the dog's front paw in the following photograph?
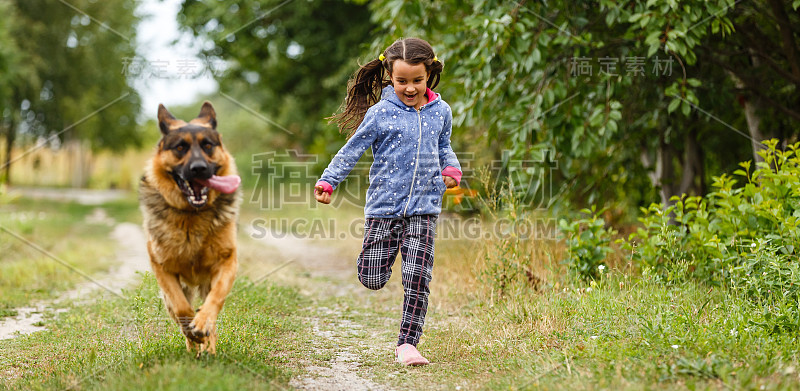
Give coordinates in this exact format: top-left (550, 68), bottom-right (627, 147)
top-left (188, 308), bottom-right (218, 357)
top-left (188, 309), bottom-right (215, 342)
top-left (176, 314), bottom-right (204, 344)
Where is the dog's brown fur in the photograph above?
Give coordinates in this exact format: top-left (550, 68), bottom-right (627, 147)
top-left (139, 102), bottom-right (240, 356)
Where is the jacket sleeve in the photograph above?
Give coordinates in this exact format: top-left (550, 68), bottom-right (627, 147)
top-left (318, 107), bottom-right (379, 190)
top-left (438, 105), bottom-right (462, 184)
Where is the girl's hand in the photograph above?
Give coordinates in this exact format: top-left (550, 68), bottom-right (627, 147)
top-left (443, 175), bottom-right (458, 189)
top-left (315, 185), bottom-right (331, 204)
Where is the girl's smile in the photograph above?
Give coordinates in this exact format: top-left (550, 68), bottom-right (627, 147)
top-left (390, 60), bottom-right (429, 109)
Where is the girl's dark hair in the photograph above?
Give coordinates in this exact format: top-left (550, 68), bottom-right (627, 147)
top-left (329, 37), bottom-right (444, 137)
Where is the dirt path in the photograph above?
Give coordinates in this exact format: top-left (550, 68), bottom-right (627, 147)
top-left (246, 226), bottom-right (392, 391)
top-left (0, 209), bottom-right (149, 340)
top-left (7, 187), bottom-right (129, 205)
top-left (2, 206), bottom-right (393, 389)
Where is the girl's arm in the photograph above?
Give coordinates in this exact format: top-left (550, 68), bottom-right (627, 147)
top-left (438, 106), bottom-right (462, 187)
top-left (316, 107), bottom-right (379, 195)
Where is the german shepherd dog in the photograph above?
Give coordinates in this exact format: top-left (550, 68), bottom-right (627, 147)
top-left (139, 102), bottom-right (241, 356)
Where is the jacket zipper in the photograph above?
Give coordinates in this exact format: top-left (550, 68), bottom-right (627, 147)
top-left (403, 108), bottom-right (424, 216)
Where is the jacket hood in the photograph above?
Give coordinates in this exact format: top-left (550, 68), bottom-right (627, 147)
top-left (381, 85), bottom-right (440, 110)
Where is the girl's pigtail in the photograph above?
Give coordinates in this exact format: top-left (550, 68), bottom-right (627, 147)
top-left (329, 58), bottom-right (387, 138)
top-left (427, 58), bottom-right (443, 90)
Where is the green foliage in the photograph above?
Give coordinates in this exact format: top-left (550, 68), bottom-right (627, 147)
top-left (559, 206), bottom-right (616, 280)
top-left (365, 0), bottom-right (799, 215)
top-left (177, 0), bottom-right (375, 163)
top-left (625, 196), bottom-right (724, 284)
top-left (732, 240), bottom-right (800, 333)
top-left (366, 0), bottom-right (724, 208)
top-left (6, 0), bottom-right (141, 151)
top-left (626, 139), bottom-right (800, 329)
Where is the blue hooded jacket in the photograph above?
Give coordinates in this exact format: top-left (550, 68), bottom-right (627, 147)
top-left (318, 85), bottom-right (461, 218)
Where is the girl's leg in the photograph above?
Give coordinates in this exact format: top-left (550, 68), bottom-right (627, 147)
top-left (397, 214), bottom-right (437, 346)
top-left (357, 217), bottom-right (403, 290)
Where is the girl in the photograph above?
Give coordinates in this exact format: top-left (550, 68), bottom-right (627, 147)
top-left (314, 37), bottom-right (462, 366)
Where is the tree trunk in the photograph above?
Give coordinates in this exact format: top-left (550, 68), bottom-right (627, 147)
top-left (641, 125), bottom-right (705, 214)
top-left (728, 59), bottom-right (766, 163)
top-left (742, 93), bottom-right (765, 163)
top-left (641, 146), bottom-right (658, 190)
top-left (640, 128), bottom-right (682, 207)
top-left (678, 126), bottom-right (704, 196)
top-left (3, 117), bottom-right (15, 185)
top-left (657, 128), bottom-right (676, 207)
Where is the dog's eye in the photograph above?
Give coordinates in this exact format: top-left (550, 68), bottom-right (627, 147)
top-left (176, 145), bottom-right (185, 152)
top-left (203, 143), bottom-right (213, 151)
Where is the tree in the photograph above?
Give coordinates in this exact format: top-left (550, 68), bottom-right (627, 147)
top-left (367, 0), bottom-right (798, 213)
top-left (0, 1), bottom-right (36, 183)
top-left (1, 0), bottom-right (142, 185)
top-left (698, 1), bottom-right (800, 160)
top-left (177, 0), bottom-right (375, 158)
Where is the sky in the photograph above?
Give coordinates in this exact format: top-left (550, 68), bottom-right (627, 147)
top-left (133, 0), bottom-right (218, 120)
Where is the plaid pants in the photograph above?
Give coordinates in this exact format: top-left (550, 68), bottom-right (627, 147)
top-left (357, 215), bottom-right (437, 347)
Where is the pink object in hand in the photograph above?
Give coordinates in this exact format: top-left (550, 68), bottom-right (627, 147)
top-left (198, 175), bottom-right (241, 194)
top-left (316, 181), bottom-right (333, 195)
top-left (442, 166), bottom-right (462, 185)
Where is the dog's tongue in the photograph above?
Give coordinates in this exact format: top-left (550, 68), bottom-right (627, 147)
top-left (198, 175), bottom-right (241, 194)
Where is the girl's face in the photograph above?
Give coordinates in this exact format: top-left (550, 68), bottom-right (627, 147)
top-left (390, 60), bottom-right (429, 110)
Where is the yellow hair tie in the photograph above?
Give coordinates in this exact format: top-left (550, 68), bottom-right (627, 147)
top-left (379, 54), bottom-right (385, 61)
top-left (434, 56), bottom-right (439, 62)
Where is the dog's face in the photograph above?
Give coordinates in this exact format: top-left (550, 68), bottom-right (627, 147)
top-left (153, 102), bottom-right (234, 209)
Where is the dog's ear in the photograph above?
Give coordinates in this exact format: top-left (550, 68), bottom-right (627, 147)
top-left (157, 104), bottom-right (179, 135)
top-left (196, 101), bottom-right (217, 129)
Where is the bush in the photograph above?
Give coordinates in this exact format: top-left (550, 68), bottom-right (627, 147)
top-left (624, 139), bottom-right (800, 328)
top-left (559, 206), bottom-right (616, 281)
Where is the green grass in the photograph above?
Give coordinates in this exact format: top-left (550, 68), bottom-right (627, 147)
top-left (4, 190), bottom-right (800, 390)
top-left (100, 194), bottom-right (145, 224)
top-left (0, 273), bottom-right (302, 390)
top-left (291, 270), bottom-right (800, 390)
top-left (0, 198), bottom-right (137, 310)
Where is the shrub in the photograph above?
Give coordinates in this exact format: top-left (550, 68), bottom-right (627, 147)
top-left (559, 206), bottom-right (616, 281)
top-left (624, 139), bottom-right (800, 328)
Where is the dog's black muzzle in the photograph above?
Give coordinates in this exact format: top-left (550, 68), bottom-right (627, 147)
top-left (172, 155), bottom-right (218, 208)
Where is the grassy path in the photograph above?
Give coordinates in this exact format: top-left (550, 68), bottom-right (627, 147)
top-left (5, 196), bottom-right (800, 390)
top-left (245, 221), bottom-right (392, 390)
top-left (0, 197), bottom-right (405, 390)
top-left (0, 208), bottom-right (148, 340)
